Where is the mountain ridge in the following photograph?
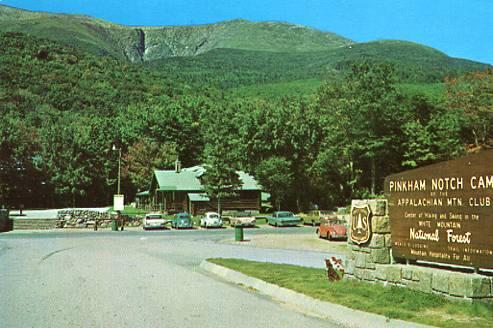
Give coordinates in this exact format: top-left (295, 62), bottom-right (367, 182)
top-left (0, 4), bottom-right (490, 90)
top-left (0, 5), bottom-right (352, 62)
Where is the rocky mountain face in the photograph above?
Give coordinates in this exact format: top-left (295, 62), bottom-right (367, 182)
top-left (0, 5), bottom-right (352, 62)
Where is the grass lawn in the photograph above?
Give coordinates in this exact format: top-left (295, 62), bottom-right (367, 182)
top-left (208, 258), bottom-right (493, 328)
top-left (107, 206), bottom-right (147, 216)
top-left (254, 217), bottom-right (268, 225)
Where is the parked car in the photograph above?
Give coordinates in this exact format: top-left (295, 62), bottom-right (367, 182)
top-left (303, 210), bottom-right (334, 226)
top-left (267, 211), bottom-right (302, 227)
top-left (143, 213), bottom-right (168, 230)
top-left (171, 212), bottom-right (193, 229)
top-left (200, 212), bottom-right (223, 228)
top-left (230, 211), bottom-right (256, 227)
top-left (317, 218), bottom-right (347, 240)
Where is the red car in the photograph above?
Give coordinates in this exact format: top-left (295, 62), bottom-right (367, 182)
top-left (317, 218), bottom-right (347, 240)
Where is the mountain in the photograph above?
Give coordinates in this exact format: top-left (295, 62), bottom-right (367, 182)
top-left (0, 4), bottom-right (490, 96)
top-left (0, 5), bottom-right (352, 62)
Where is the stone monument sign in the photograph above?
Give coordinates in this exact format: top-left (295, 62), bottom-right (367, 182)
top-left (385, 150), bottom-right (493, 269)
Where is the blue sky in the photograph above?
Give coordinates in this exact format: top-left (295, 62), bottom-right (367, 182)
top-left (2, 0), bottom-right (492, 64)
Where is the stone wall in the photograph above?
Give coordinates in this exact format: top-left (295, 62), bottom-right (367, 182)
top-left (344, 199), bottom-right (493, 302)
top-left (0, 209), bottom-right (12, 232)
top-left (56, 210), bottom-right (142, 228)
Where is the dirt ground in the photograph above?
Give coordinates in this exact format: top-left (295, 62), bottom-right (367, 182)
top-left (225, 232), bottom-right (349, 255)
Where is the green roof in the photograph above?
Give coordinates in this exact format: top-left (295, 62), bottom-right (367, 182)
top-left (238, 171), bottom-right (262, 190)
top-left (188, 193), bottom-right (210, 202)
top-left (153, 166), bottom-right (261, 192)
top-left (154, 170), bottom-right (202, 191)
top-left (136, 191), bottom-right (150, 197)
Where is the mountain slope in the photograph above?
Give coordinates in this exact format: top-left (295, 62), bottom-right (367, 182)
top-left (0, 5), bottom-right (352, 62)
top-left (148, 40), bottom-right (491, 89)
top-left (0, 32), bottom-right (179, 115)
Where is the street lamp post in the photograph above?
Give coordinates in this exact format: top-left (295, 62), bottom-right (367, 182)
top-left (113, 145), bottom-right (122, 195)
top-left (112, 145), bottom-right (124, 231)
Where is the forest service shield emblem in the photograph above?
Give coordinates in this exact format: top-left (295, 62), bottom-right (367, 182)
top-left (350, 204), bottom-right (371, 244)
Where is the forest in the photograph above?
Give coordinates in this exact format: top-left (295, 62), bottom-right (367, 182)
top-left (0, 32), bottom-right (492, 211)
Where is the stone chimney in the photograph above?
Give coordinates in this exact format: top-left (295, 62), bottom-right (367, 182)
top-left (175, 160), bottom-right (181, 173)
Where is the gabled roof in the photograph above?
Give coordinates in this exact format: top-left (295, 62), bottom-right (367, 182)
top-left (153, 166), bottom-right (261, 191)
top-left (154, 170), bottom-right (202, 191)
top-left (182, 165), bottom-right (206, 176)
top-left (238, 171), bottom-right (262, 190)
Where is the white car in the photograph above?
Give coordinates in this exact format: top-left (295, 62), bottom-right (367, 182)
top-left (200, 212), bottom-right (223, 228)
top-left (230, 211), bottom-right (256, 227)
top-left (143, 213), bottom-right (167, 230)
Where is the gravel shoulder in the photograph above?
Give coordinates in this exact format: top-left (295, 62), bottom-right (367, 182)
top-left (222, 231), bottom-right (348, 255)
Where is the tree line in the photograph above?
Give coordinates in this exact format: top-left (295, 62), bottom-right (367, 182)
top-left (1, 32), bottom-right (492, 211)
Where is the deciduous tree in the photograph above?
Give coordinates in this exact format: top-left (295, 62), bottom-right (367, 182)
top-left (446, 69), bottom-right (493, 147)
top-left (123, 140), bottom-right (178, 191)
top-left (255, 157), bottom-right (293, 210)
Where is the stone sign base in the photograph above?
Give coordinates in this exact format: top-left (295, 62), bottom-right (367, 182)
top-left (344, 199), bottom-right (493, 302)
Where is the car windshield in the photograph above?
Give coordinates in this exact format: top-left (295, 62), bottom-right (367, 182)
top-left (329, 220), bottom-right (345, 225)
top-left (208, 214), bottom-right (219, 219)
top-left (177, 214), bottom-right (190, 219)
top-left (146, 215), bottom-right (162, 219)
top-left (278, 212), bottom-right (293, 218)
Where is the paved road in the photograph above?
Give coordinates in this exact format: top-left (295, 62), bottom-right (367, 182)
top-left (0, 228), bottom-right (343, 328)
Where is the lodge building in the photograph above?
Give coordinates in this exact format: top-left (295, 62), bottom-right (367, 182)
top-left (135, 164), bottom-right (263, 215)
